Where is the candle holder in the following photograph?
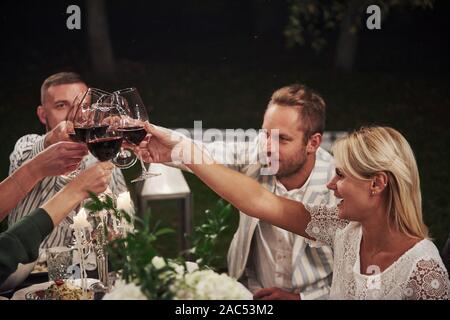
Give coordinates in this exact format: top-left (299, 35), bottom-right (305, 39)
top-left (90, 212), bottom-right (110, 290)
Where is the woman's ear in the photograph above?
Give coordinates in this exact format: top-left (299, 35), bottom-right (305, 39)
top-left (371, 172), bottom-right (389, 195)
top-left (306, 133), bottom-right (322, 154)
top-left (37, 105), bottom-right (47, 125)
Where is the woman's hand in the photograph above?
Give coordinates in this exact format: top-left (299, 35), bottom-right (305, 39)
top-left (132, 122), bottom-right (186, 163)
top-left (67, 162), bottom-right (114, 199)
top-left (42, 162), bottom-right (114, 226)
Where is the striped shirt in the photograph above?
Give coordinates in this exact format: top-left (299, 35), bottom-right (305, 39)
top-left (8, 134), bottom-right (128, 249)
top-left (203, 137), bottom-right (337, 300)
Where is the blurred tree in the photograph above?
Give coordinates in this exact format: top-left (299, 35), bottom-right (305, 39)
top-left (284, 0), bottom-right (434, 73)
top-left (86, 0), bottom-right (116, 80)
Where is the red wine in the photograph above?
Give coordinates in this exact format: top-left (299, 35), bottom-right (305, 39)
top-left (87, 136), bottom-right (123, 161)
top-left (73, 127), bottom-right (91, 143)
top-left (68, 133), bottom-right (81, 142)
top-left (73, 125), bottom-right (109, 143)
top-left (117, 126), bottom-right (146, 145)
top-left (90, 125), bottom-right (109, 137)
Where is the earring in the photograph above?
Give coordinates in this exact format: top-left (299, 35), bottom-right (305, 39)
top-left (371, 190), bottom-right (375, 196)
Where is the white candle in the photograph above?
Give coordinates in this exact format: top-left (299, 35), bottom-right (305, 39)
top-left (72, 208), bottom-right (91, 230)
top-left (116, 192), bottom-right (135, 215)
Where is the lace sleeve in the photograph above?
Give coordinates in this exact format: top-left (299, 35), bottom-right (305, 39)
top-left (404, 259), bottom-right (450, 300)
top-left (303, 204), bottom-right (349, 248)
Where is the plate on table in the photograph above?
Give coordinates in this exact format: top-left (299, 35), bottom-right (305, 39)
top-left (11, 278), bottom-right (99, 300)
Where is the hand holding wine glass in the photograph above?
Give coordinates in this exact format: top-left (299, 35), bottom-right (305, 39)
top-left (132, 122), bottom-right (185, 163)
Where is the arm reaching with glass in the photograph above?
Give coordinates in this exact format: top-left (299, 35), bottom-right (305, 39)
top-left (133, 122), bottom-right (313, 238)
top-left (0, 141), bottom-right (88, 221)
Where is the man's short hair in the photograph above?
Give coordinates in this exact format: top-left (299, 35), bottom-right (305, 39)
top-left (40, 72), bottom-right (85, 104)
top-left (268, 84), bottom-right (326, 141)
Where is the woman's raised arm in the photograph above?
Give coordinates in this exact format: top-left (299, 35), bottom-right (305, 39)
top-left (138, 123), bottom-right (314, 238)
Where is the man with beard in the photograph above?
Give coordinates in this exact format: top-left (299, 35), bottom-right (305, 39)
top-left (165, 84), bottom-right (337, 299)
top-left (224, 85), bottom-right (337, 300)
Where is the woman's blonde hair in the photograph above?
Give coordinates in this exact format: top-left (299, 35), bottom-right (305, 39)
top-left (332, 126), bottom-right (428, 239)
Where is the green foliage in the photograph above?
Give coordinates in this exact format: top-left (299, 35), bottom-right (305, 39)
top-left (83, 193), bottom-right (232, 299)
top-left (284, 0), bottom-right (434, 51)
top-left (84, 193), bottom-right (175, 299)
top-left (188, 199), bottom-right (233, 269)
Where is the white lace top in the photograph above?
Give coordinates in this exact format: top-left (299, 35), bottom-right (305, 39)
top-left (304, 205), bottom-right (449, 300)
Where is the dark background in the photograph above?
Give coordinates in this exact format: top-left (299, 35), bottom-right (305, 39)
top-left (0, 0), bottom-right (449, 263)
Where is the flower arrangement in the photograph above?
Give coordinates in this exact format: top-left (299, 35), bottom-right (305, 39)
top-left (83, 193), bottom-right (252, 300)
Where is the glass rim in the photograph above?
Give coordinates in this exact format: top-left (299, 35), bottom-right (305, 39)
top-left (113, 87), bottom-right (137, 95)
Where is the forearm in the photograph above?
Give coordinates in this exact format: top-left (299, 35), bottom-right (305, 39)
top-left (185, 143), bottom-right (312, 237)
top-left (0, 159), bottom-right (43, 221)
top-left (41, 183), bottom-right (86, 226)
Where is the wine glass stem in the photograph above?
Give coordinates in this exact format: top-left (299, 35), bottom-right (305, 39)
top-left (139, 158), bottom-right (148, 174)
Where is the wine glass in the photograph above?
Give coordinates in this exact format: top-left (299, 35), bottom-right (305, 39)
top-left (86, 97), bottom-right (124, 164)
top-left (113, 87), bottom-right (160, 183)
top-left (108, 95), bottom-right (138, 169)
top-left (64, 88), bottom-right (111, 179)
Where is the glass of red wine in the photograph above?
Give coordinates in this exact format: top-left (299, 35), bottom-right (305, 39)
top-left (112, 87), bottom-right (160, 182)
top-left (86, 97), bottom-right (124, 164)
top-left (65, 88), bottom-right (112, 178)
top-left (107, 95), bottom-right (138, 169)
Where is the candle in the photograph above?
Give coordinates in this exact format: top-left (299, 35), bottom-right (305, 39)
top-left (70, 208), bottom-right (91, 292)
top-left (116, 192), bottom-right (135, 215)
top-left (72, 208), bottom-right (91, 230)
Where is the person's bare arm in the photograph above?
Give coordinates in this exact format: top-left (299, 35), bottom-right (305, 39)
top-left (0, 142), bottom-right (87, 221)
top-left (186, 150), bottom-right (312, 238)
top-left (137, 123), bottom-right (313, 238)
top-left (41, 162), bottom-right (113, 226)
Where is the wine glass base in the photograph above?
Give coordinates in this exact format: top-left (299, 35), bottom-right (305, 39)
top-left (112, 149), bottom-right (138, 169)
top-left (131, 172), bottom-right (161, 183)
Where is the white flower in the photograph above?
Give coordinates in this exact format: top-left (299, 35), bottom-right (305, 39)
top-left (116, 192), bottom-right (135, 215)
top-left (171, 270), bottom-right (253, 300)
top-left (166, 261), bottom-right (185, 278)
top-left (152, 256), bottom-right (166, 270)
top-left (102, 279), bottom-right (147, 300)
top-left (186, 261), bottom-right (199, 273)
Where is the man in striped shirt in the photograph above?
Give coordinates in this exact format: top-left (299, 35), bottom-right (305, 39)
top-left (7, 72), bottom-right (128, 249)
top-left (200, 84), bottom-right (337, 300)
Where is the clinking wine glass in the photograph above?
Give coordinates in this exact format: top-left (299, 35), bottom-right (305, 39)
top-left (86, 100), bottom-right (124, 164)
top-left (68, 88), bottom-right (111, 143)
top-left (65, 88), bottom-right (111, 179)
top-left (113, 87), bottom-right (160, 183)
top-left (108, 96), bottom-right (138, 169)
top-left (66, 88), bottom-right (110, 179)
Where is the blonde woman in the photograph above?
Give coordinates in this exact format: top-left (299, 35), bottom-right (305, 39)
top-left (136, 124), bottom-right (449, 300)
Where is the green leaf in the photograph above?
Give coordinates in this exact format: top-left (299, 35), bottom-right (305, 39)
top-left (154, 228), bottom-right (175, 237)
